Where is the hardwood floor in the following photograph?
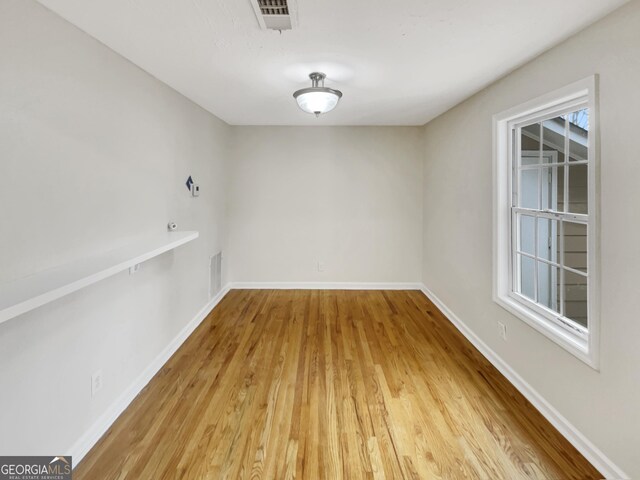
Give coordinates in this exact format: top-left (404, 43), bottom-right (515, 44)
top-left (75, 290), bottom-right (601, 479)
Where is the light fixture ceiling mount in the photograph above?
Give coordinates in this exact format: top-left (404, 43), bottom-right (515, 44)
top-left (293, 72), bottom-right (343, 117)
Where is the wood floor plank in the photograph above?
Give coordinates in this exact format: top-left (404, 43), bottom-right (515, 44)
top-left (74, 290), bottom-right (602, 480)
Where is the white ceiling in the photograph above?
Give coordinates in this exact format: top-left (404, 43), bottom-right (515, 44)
top-left (36, 0), bottom-right (627, 126)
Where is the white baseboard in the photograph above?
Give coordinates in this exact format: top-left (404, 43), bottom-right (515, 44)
top-left (419, 284), bottom-right (628, 480)
top-left (69, 284), bottom-right (231, 467)
top-left (229, 281), bottom-right (422, 290)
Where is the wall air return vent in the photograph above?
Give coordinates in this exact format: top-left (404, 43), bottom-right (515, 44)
top-left (209, 252), bottom-right (222, 300)
top-left (250, 0), bottom-right (297, 31)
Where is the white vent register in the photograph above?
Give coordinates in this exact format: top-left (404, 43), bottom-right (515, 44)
top-left (209, 252), bottom-right (222, 299)
top-left (251, 0), bottom-right (297, 30)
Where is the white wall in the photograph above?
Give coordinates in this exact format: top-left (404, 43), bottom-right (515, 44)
top-left (227, 126), bottom-right (423, 284)
top-left (0, 0), bottom-right (229, 457)
top-left (421, 1), bottom-right (640, 476)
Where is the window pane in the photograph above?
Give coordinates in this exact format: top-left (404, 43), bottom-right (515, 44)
top-left (521, 124), bottom-right (541, 165)
top-left (519, 214), bottom-right (535, 255)
top-left (542, 115), bottom-right (566, 164)
top-left (568, 108), bottom-right (589, 162)
top-left (563, 269), bottom-right (588, 328)
top-left (537, 217), bottom-right (558, 263)
top-left (540, 165), bottom-right (564, 212)
top-left (520, 168), bottom-right (539, 209)
top-left (568, 164), bottom-right (588, 214)
top-left (519, 254), bottom-right (536, 301)
top-left (538, 261), bottom-right (559, 312)
top-left (563, 222), bottom-right (587, 273)
top-left (521, 152), bottom-right (539, 166)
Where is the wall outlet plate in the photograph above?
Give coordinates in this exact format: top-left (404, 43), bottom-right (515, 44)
top-left (191, 183), bottom-right (200, 197)
top-left (91, 370), bottom-right (103, 397)
top-left (497, 321), bottom-right (507, 341)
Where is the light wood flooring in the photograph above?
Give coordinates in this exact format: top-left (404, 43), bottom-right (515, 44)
top-left (75, 289), bottom-right (601, 479)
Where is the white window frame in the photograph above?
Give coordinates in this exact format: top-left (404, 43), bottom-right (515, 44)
top-left (493, 76), bottom-right (600, 369)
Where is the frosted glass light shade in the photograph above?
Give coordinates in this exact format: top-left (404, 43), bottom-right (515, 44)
top-left (293, 72), bottom-right (343, 117)
top-left (295, 89), bottom-right (341, 115)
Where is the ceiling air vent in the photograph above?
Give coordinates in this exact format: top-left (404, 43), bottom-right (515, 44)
top-left (250, 0), bottom-right (296, 31)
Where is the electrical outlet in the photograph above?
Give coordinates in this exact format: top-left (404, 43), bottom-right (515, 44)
top-left (317, 261), bottom-right (326, 272)
top-left (91, 370), bottom-right (103, 397)
top-left (497, 321), bottom-right (507, 341)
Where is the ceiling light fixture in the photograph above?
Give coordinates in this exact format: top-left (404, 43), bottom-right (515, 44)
top-left (293, 72), bottom-right (343, 117)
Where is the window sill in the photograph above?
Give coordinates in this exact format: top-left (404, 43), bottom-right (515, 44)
top-left (494, 293), bottom-right (598, 370)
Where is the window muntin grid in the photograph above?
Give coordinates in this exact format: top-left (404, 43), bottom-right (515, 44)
top-left (511, 106), bottom-right (589, 332)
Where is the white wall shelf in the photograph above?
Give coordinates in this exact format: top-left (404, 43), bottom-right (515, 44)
top-left (0, 231), bottom-right (199, 325)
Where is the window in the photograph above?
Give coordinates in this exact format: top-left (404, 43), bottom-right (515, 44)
top-left (493, 77), bottom-right (599, 368)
